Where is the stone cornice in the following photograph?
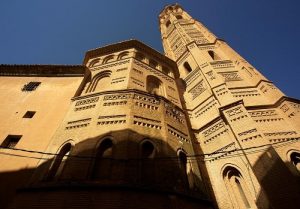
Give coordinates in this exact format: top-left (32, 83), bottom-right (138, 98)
top-left (246, 96), bottom-right (300, 110)
top-left (71, 88), bottom-right (183, 110)
top-left (83, 40), bottom-right (177, 69)
top-left (0, 64), bottom-right (86, 77)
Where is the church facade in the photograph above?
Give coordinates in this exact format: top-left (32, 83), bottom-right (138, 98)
top-left (0, 4), bottom-right (299, 209)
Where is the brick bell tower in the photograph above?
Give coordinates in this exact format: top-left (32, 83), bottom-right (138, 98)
top-left (159, 4), bottom-right (300, 209)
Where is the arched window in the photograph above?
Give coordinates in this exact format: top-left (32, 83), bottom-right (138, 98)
top-left (141, 141), bottom-right (155, 159)
top-left (146, 75), bottom-right (164, 96)
top-left (47, 143), bottom-right (72, 180)
top-left (208, 50), bottom-right (221, 61)
top-left (162, 66), bottom-right (174, 78)
top-left (149, 59), bottom-right (158, 69)
top-left (135, 52), bottom-right (145, 62)
top-left (89, 58), bottom-right (100, 67)
top-left (223, 166), bottom-right (252, 209)
top-left (183, 62), bottom-right (193, 75)
top-left (140, 140), bottom-right (156, 184)
top-left (166, 20), bottom-right (171, 28)
top-left (92, 138), bottom-right (113, 180)
top-left (290, 152), bottom-right (300, 172)
top-left (178, 151), bottom-right (189, 188)
top-left (117, 51), bottom-right (129, 60)
top-left (103, 55), bottom-right (114, 64)
top-left (176, 15), bottom-right (183, 20)
top-left (87, 70), bottom-right (112, 93)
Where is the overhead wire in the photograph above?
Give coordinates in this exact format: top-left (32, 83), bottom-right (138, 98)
top-left (0, 138), bottom-right (298, 162)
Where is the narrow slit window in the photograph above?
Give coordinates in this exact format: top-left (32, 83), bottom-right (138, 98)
top-left (2, 135), bottom-right (22, 148)
top-left (23, 111), bottom-right (36, 118)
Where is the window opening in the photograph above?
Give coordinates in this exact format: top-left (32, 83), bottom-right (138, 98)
top-left (47, 143), bottom-right (72, 180)
top-left (146, 75), bottom-right (164, 96)
top-left (208, 50), bottom-right (221, 61)
top-left (291, 152), bottom-right (300, 172)
top-left (22, 82), bottom-right (41, 91)
top-left (166, 20), bottom-right (171, 28)
top-left (176, 15), bottom-right (183, 20)
top-left (92, 139), bottom-right (113, 179)
top-left (149, 59), bottom-right (158, 69)
top-left (23, 111), bottom-right (36, 118)
top-left (141, 141), bottom-right (155, 159)
top-left (1, 135), bottom-right (22, 148)
top-left (183, 62), bottom-right (192, 74)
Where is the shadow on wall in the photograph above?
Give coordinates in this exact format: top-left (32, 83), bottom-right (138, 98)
top-left (254, 146), bottom-right (300, 209)
top-left (0, 129), bottom-right (211, 209)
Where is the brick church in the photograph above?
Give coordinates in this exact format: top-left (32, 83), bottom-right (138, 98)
top-left (0, 4), bottom-right (299, 209)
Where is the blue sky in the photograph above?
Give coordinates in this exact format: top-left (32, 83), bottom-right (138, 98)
top-left (0, 0), bottom-right (299, 98)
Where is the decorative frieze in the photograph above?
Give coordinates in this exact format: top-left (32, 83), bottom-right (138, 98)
top-left (184, 67), bottom-right (201, 87)
top-left (90, 59), bottom-right (130, 71)
top-left (254, 118), bottom-right (284, 123)
top-left (167, 124), bottom-right (189, 143)
top-left (264, 131), bottom-right (297, 137)
top-left (66, 118), bottom-right (91, 130)
top-left (203, 128), bottom-right (228, 145)
top-left (74, 104), bottom-right (96, 111)
top-left (133, 68), bottom-right (143, 75)
top-left (75, 97), bottom-right (99, 106)
top-left (224, 106), bottom-right (248, 122)
top-left (135, 101), bottom-right (158, 110)
top-left (188, 79), bottom-right (206, 100)
top-left (215, 86), bottom-right (229, 97)
top-left (207, 142), bottom-right (235, 162)
top-left (104, 94), bottom-right (131, 101)
top-left (194, 97), bottom-right (218, 118)
top-left (133, 94), bottom-right (160, 105)
top-left (131, 77), bottom-right (145, 87)
top-left (133, 115), bottom-right (161, 129)
top-left (203, 121), bottom-right (225, 137)
top-left (133, 59), bottom-right (173, 82)
top-left (231, 89), bottom-right (261, 98)
top-left (248, 110), bottom-right (277, 117)
top-left (165, 103), bottom-right (185, 124)
top-left (97, 120), bottom-right (126, 125)
top-left (97, 115), bottom-right (126, 125)
top-left (210, 60), bottom-right (234, 69)
top-left (116, 68), bottom-right (127, 72)
top-left (219, 71), bottom-right (242, 82)
top-left (103, 101), bottom-right (127, 106)
top-left (205, 70), bottom-right (216, 80)
top-left (111, 76), bottom-right (126, 84)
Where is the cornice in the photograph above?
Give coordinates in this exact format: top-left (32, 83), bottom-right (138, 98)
top-left (0, 64), bottom-right (86, 77)
top-left (83, 40), bottom-right (177, 69)
top-left (246, 96), bottom-right (300, 110)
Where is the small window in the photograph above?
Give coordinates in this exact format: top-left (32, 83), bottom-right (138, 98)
top-left (2, 135), bottom-right (22, 148)
top-left (135, 52), bottom-right (145, 62)
top-left (176, 15), bottom-right (183, 20)
top-left (208, 50), bottom-right (221, 61)
top-left (149, 59), bottom-right (158, 69)
top-left (22, 82), bottom-right (41, 92)
top-left (183, 62), bottom-right (193, 74)
top-left (166, 20), bottom-right (171, 28)
top-left (23, 111), bottom-right (36, 118)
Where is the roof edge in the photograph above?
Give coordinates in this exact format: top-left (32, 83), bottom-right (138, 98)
top-left (0, 64), bottom-right (86, 77)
